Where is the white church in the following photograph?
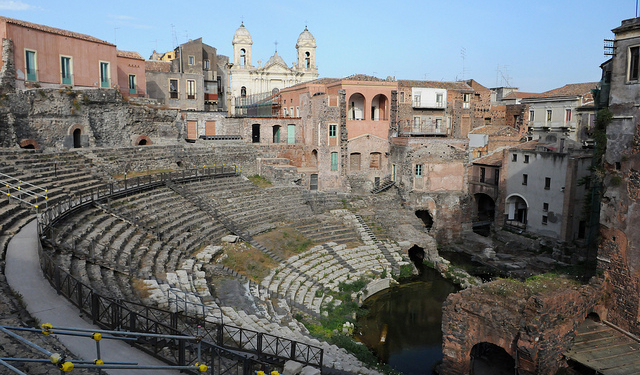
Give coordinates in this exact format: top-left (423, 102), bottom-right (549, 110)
top-left (228, 23), bottom-right (319, 115)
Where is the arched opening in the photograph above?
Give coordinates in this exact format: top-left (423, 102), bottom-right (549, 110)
top-left (305, 51), bottom-right (310, 69)
top-left (586, 312), bottom-right (601, 322)
top-left (133, 135), bottom-right (152, 146)
top-left (240, 48), bottom-right (246, 66)
top-left (241, 86), bottom-right (247, 98)
top-left (272, 125), bottom-right (281, 143)
top-left (311, 149), bottom-right (318, 167)
top-left (415, 210), bottom-right (433, 231)
top-left (73, 128), bottom-right (82, 148)
top-left (474, 193), bottom-right (495, 237)
top-left (348, 93), bottom-right (365, 120)
top-left (252, 124), bottom-right (261, 143)
top-left (505, 195), bottom-right (528, 231)
top-left (408, 245), bottom-right (425, 274)
top-left (371, 94), bottom-right (388, 121)
top-left (470, 342), bottom-right (515, 375)
top-left (19, 139), bottom-right (39, 150)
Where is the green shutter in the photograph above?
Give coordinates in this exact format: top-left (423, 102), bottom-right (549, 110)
top-left (100, 62), bottom-right (109, 88)
top-left (26, 51), bottom-right (36, 81)
top-left (61, 57), bottom-right (71, 85)
top-left (287, 124), bottom-right (295, 144)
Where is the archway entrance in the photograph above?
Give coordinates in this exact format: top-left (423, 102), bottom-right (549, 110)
top-left (505, 195), bottom-right (528, 230)
top-left (470, 342), bottom-right (515, 375)
top-left (138, 139), bottom-right (147, 145)
top-left (73, 128), bottom-right (82, 148)
top-left (415, 210), bottom-right (433, 231)
top-left (474, 193), bottom-right (495, 237)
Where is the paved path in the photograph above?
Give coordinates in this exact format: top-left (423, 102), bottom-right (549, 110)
top-left (5, 219), bottom-right (179, 374)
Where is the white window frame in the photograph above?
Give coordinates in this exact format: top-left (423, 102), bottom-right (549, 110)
top-left (25, 48), bottom-right (38, 82)
top-left (188, 55), bottom-right (195, 65)
top-left (99, 60), bottom-right (110, 88)
top-left (60, 54), bottom-right (73, 85)
top-left (186, 79), bottom-right (196, 100)
top-left (415, 164), bottom-right (423, 177)
top-left (628, 45), bottom-right (640, 82)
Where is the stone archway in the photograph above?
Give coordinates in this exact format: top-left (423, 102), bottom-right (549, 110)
top-left (133, 135), bottom-right (153, 146)
top-left (67, 124), bottom-right (84, 149)
top-left (470, 342), bottom-right (515, 375)
top-left (19, 139), bottom-right (39, 150)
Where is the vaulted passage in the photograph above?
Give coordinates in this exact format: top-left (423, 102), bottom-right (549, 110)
top-left (470, 342), bottom-right (515, 375)
top-left (415, 210), bottom-right (433, 230)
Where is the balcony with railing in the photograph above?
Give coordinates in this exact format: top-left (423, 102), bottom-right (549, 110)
top-left (398, 120), bottom-right (448, 137)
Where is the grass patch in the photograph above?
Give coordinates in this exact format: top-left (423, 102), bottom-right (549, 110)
top-left (219, 241), bottom-right (278, 282)
top-left (131, 278), bottom-right (152, 299)
top-left (480, 273), bottom-right (580, 298)
top-left (113, 168), bottom-right (175, 179)
top-left (248, 174), bottom-right (272, 188)
top-left (254, 227), bottom-right (314, 259)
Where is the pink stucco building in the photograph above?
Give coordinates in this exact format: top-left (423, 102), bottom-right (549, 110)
top-left (0, 16), bottom-right (145, 97)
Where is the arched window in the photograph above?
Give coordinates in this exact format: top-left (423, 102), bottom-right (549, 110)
top-left (240, 48), bottom-right (246, 66)
top-left (73, 128), bottom-right (82, 148)
top-left (241, 86), bottom-right (246, 98)
top-left (305, 51), bottom-right (310, 69)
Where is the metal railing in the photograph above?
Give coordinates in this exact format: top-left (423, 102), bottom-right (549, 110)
top-left (35, 164), bottom-right (323, 370)
top-left (0, 172), bottom-right (49, 212)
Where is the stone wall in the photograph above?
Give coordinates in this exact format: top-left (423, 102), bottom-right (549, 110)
top-left (440, 278), bottom-right (603, 375)
top-left (0, 87), bottom-right (180, 149)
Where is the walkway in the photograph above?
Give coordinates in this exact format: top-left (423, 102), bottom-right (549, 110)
top-left (564, 319), bottom-right (640, 375)
top-left (5, 219), bottom-right (178, 375)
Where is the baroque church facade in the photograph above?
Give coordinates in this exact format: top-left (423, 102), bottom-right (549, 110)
top-left (228, 23), bottom-right (318, 115)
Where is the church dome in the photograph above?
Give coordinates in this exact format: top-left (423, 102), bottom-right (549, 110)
top-left (264, 51), bottom-right (287, 68)
top-left (296, 27), bottom-right (316, 48)
top-left (233, 23), bottom-right (253, 45)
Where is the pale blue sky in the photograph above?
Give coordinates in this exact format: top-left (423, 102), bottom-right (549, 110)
top-left (0, 0), bottom-right (634, 92)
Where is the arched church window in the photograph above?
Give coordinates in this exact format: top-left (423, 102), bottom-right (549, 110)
top-left (241, 86), bottom-right (246, 98)
top-left (305, 51), bottom-right (310, 69)
top-left (240, 49), bottom-right (246, 66)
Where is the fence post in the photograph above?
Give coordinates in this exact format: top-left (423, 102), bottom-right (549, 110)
top-left (291, 341), bottom-right (296, 360)
top-left (54, 267), bottom-right (61, 295)
top-left (178, 339), bottom-right (186, 366)
top-left (77, 283), bottom-right (83, 307)
top-left (91, 293), bottom-right (99, 324)
top-left (257, 332), bottom-right (263, 356)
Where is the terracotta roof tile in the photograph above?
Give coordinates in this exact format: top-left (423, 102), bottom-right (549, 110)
top-left (145, 60), bottom-right (171, 72)
top-left (511, 139), bottom-right (540, 151)
top-left (469, 125), bottom-right (517, 135)
top-left (117, 50), bottom-right (144, 60)
top-left (473, 150), bottom-right (504, 166)
top-left (528, 82), bottom-right (598, 99)
top-left (0, 16), bottom-right (114, 46)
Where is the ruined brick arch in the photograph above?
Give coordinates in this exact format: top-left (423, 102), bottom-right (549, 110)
top-left (133, 135), bottom-right (153, 146)
top-left (68, 124), bottom-right (84, 135)
top-left (415, 198), bottom-right (437, 230)
top-left (19, 139), bottom-right (39, 150)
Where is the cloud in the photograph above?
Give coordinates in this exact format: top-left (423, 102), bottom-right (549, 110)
top-left (108, 14), bottom-right (136, 21)
top-left (0, 0), bottom-right (39, 10)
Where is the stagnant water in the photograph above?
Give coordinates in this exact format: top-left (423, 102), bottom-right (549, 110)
top-left (355, 267), bottom-right (459, 375)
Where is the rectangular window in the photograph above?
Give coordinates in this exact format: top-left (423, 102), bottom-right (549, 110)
top-left (630, 46), bottom-right (640, 81)
top-left (463, 93), bottom-right (470, 109)
top-left (545, 177), bottom-right (551, 190)
top-left (414, 116), bottom-right (420, 127)
top-left (522, 174), bottom-right (528, 185)
top-left (479, 167), bottom-right (486, 183)
top-left (413, 95), bottom-right (421, 107)
top-left (296, 106), bottom-right (300, 117)
top-left (542, 215), bottom-right (548, 225)
top-left (546, 109), bottom-right (552, 122)
top-left (99, 61), bottom-right (110, 88)
top-left (392, 164), bottom-right (397, 181)
top-left (436, 93), bottom-right (444, 104)
top-left (188, 55), bottom-right (195, 65)
top-left (25, 49), bottom-right (37, 81)
top-left (543, 202), bottom-right (549, 212)
top-left (203, 59), bottom-right (210, 70)
top-left (524, 155), bottom-right (530, 163)
top-left (128, 74), bottom-right (136, 94)
top-left (187, 79), bottom-right (196, 99)
top-left (529, 110), bottom-right (535, 121)
top-left (329, 124), bottom-right (337, 137)
top-left (512, 154), bottom-right (518, 162)
top-left (60, 56), bottom-right (72, 85)
top-left (435, 118), bottom-right (442, 131)
top-left (415, 164), bottom-right (423, 177)
top-left (565, 108), bottom-right (572, 122)
top-left (400, 92), bottom-right (405, 103)
top-left (169, 79), bottom-right (178, 99)
top-left (331, 152), bottom-right (338, 171)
